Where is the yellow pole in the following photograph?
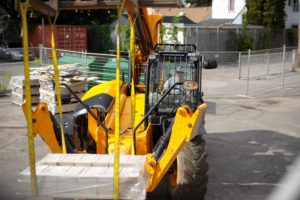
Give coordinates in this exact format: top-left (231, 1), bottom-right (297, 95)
top-left (19, 0), bottom-right (37, 196)
top-left (114, 1), bottom-right (125, 198)
top-left (48, 16), bottom-right (67, 154)
top-left (130, 21), bottom-right (136, 154)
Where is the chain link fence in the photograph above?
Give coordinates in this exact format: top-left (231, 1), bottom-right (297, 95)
top-left (183, 26), bottom-right (298, 52)
top-left (39, 47), bottom-right (130, 87)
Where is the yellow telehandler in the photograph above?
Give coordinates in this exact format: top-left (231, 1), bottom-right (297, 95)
top-left (20, 0), bottom-right (214, 199)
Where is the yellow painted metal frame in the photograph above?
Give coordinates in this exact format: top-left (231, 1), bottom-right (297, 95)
top-left (21, 0), bottom-right (209, 196)
top-left (144, 103), bottom-right (207, 192)
top-left (22, 102), bottom-right (63, 153)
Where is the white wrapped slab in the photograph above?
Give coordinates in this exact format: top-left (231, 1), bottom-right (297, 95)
top-left (11, 92), bottom-right (40, 105)
top-left (11, 85), bottom-right (40, 96)
top-left (9, 76), bottom-right (40, 87)
top-left (39, 89), bottom-right (83, 105)
top-left (47, 102), bottom-right (78, 114)
top-left (39, 79), bottom-right (85, 93)
top-left (18, 154), bottom-right (148, 200)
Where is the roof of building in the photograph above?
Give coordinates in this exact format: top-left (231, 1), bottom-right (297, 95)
top-left (162, 16), bottom-right (196, 24)
top-left (148, 7), bottom-right (212, 24)
top-left (198, 18), bottom-right (233, 26)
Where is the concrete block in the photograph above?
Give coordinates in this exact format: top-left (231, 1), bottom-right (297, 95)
top-left (19, 154), bottom-right (148, 199)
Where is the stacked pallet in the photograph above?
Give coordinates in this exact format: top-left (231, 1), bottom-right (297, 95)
top-left (39, 77), bottom-right (85, 114)
top-left (10, 76), bottom-right (40, 105)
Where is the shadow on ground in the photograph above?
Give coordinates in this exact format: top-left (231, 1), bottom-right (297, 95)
top-left (206, 130), bottom-right (300, 200)
top-left (0, 130), bottom-right (299, 200)
top-left (148, 130), bottom-right (300, 200)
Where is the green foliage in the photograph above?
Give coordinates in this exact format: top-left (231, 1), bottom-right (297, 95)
top-left (168, 15), bottom-right (182, 43)
top-left (26, 10), bottom-right (117, 26)
top-left (257, 29), bottom-right (272, 49)
top-left (238, 33), bottom-right (254, 51)
top-left (246, 0), bottom-right (286, 32)
top-left (0, 75), bottom-right (11, 94)
top-left (87, 25), bottom-right (113, 53)
top-left (285, 28), bottom-right (298, 47)
top-left (160, 25), bottom-right (166, 43)
top-left (242, 14), bottom-right (248, 31)
top-left (119, 24), bottom-right (131, 52)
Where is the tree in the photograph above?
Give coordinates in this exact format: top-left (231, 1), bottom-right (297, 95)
top-left (246, 0), bottom-right (286, 32)
top-left (168, 15), bottom-right (182, 43)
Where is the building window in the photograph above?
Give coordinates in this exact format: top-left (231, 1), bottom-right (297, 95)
top-left (293, 0), bottom-right (299, 12)
top-left (291, 25), bottom-right (298, 29)
top-left (229, 0), bottom-right (235, 11)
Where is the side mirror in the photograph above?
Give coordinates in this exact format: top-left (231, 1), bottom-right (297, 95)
top-left (183, 80), bottom-right (199, 91)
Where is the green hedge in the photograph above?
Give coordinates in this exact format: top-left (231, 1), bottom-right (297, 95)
top-left (87, 25), bottom-right (113, 53)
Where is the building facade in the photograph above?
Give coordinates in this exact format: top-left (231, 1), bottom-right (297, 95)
top-left (285, 0), bottom-right (299, 28)
top-left (212, 0), bottom-right (246, 25)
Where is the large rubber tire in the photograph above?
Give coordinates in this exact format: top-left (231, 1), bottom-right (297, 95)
top-left (168, 133), bottom-right (208, 200)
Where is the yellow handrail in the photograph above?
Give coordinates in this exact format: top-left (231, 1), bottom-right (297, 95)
top-left (19, 0), bottom-right (38, 196)
top-left (130, 19), bottom-right (136, 154)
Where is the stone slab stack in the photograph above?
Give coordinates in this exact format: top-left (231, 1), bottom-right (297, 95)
top-left (39, 78), bottom-right (85, 114)
top-left (10, 76), bottom-right (40, 106)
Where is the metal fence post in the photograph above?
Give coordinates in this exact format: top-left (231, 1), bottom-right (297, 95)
top-left (39, 44), bottom-right (43, 65)
top-left (281, 45), bottom-right (286, 88)
top-left (238, 52), bottom-right (242, 79)
top-left (266, 52), bottom-right (270, 75)
top-left (292, 49), bottom-right (296, 71)
top-left (81, 50), bottom-right (84, 68)
top-left (196, 28), bottom-right (199, 50)
top-left (246, 49), bottom-right (251, 96)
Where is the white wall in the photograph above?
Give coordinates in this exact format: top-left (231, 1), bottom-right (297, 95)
top-left (285, 1), bottom-right (299, 28)
top-left (212, 0), bottom-right (246, 19)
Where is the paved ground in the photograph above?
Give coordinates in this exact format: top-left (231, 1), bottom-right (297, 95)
top-left (0, 61), bottom-right (299, 200)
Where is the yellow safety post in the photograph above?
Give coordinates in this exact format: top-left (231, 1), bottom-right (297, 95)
top-left (130, 20), bottom-right (136, 154)
top-left (114, 0), bottom-right (125, 199)
top-left (19, 0), bottom-right (38, 196)
top-left (48, 15), bottom-right (67, 154)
